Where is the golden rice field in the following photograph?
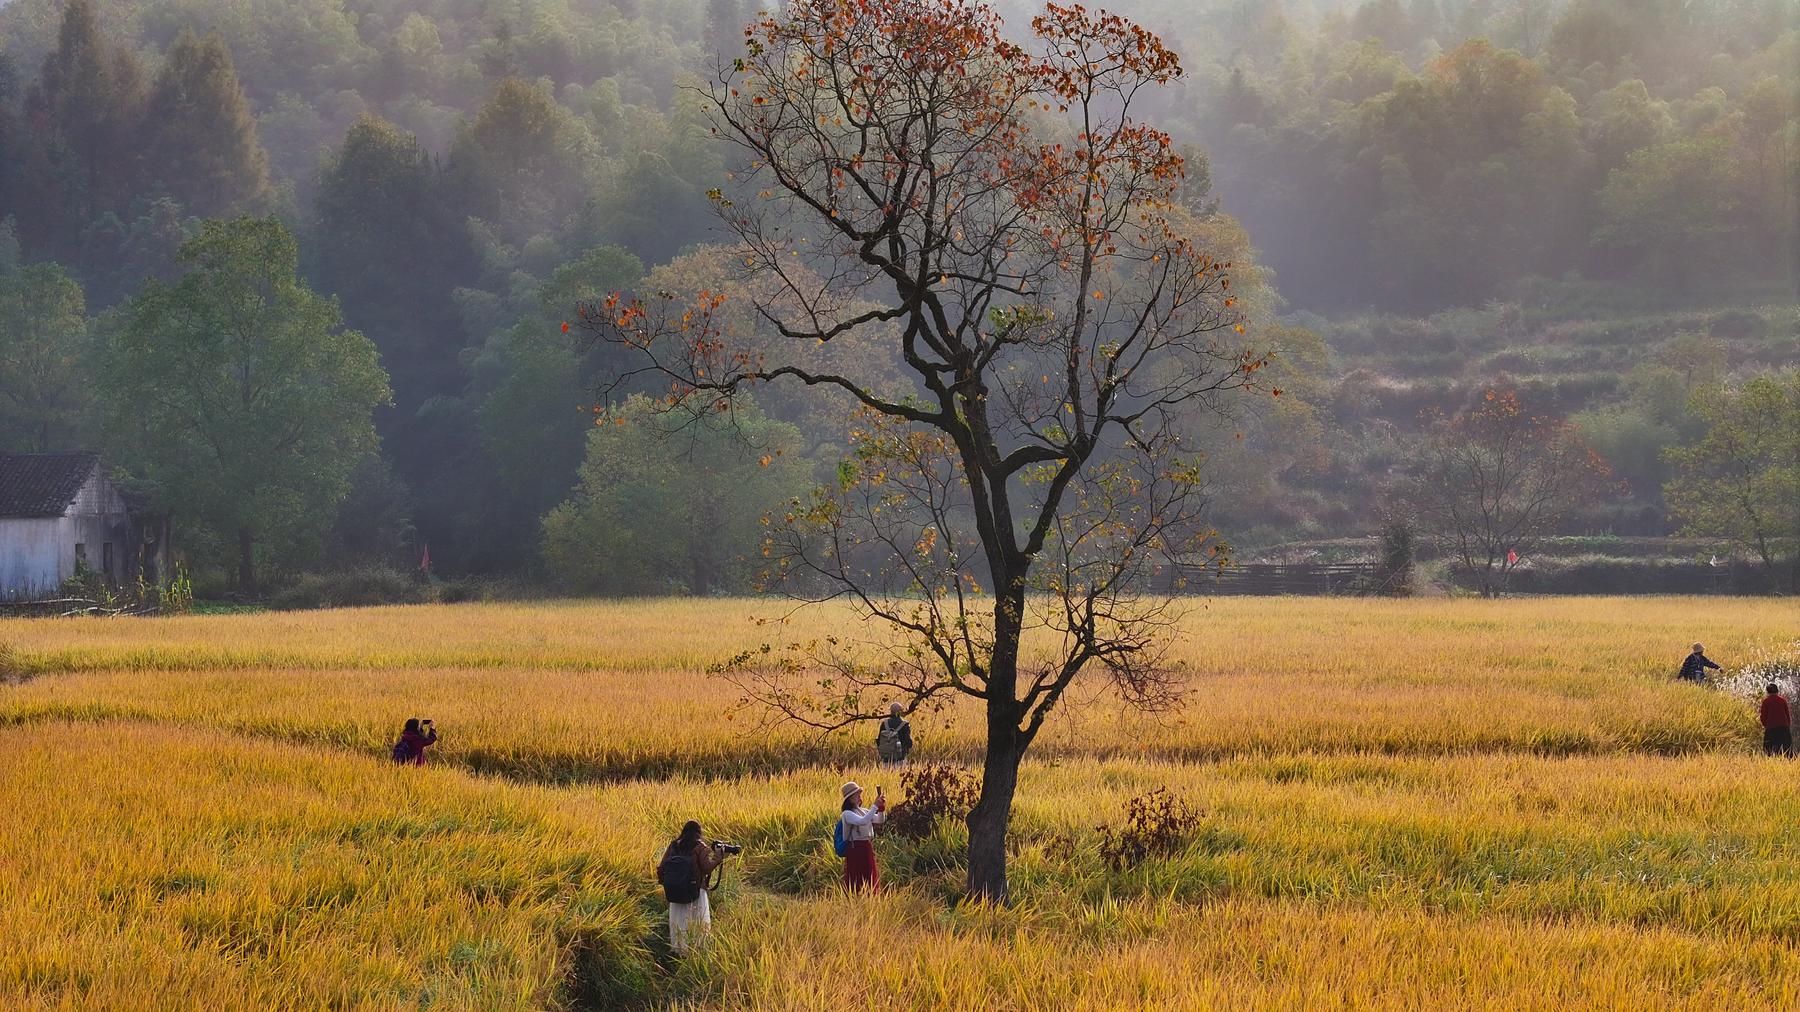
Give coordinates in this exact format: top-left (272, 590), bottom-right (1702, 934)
top-left (1, 596), bottom-right (1797, 1009)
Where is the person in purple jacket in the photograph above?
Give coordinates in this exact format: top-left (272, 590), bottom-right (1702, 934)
top-left (391, 718), bottom-right (438, 765)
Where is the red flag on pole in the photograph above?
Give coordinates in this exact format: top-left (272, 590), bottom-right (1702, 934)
top-left (419, 543), bottom-right (432, 574)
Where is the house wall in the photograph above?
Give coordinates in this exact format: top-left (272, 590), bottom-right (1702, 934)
top-left (0, 471), bottom-right (140, 599)
top-left (0, 517), bottom-right (70, 598)
top-left (69, 472), bottom-right (129, 519)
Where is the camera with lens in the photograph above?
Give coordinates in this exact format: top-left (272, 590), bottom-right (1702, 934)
top-left (710, 840), bottom-right (743, 855)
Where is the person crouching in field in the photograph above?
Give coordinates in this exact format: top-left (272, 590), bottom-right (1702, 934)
top-left (838, 781), bottom-right (887, 892)
top-left (391, 718), bottom-right (437, 765)
top-left (1678, 643), bottom-right (1721, 683)
top-left (1761, 685), bottom-right (1792, 757)
top-left (657, 820), bottom-right (731, 955)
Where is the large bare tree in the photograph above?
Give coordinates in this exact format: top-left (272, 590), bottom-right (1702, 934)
top-left (1409, 387), bottom-right (1615, 597)
top-left (577, 0), bottom-right (1268, 901)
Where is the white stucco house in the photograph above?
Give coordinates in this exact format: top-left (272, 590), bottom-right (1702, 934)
top-left (0, 452), bottom-right (170, 600)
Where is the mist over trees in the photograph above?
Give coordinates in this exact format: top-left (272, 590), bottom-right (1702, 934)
top-left (0, 0), bottom-right (1794, 594)
top-left (1075, 0), bottom-right (1800, 311)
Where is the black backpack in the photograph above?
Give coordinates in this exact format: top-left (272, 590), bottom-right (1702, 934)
top-left (657, 845), bottom-right (703, 904)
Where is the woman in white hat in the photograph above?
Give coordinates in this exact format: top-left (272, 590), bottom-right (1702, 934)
top-left (838, 780), bottom-right (887, 891)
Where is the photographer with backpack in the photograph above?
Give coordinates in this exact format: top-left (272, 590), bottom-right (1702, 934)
top-left (875, 702), bottom-right (913, 766)
top-left (656, 820), bottom-right (738, 955)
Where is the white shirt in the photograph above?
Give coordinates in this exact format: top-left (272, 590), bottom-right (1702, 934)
top-left (840, 804), bottom-right (886, 841)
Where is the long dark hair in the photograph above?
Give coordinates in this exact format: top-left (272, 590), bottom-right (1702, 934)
top-left (841, 794), bottom-right (859, 812)
top-left (669, 819), bottom-right (703, 855)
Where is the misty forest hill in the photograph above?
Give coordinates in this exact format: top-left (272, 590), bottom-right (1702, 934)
top-left (0, 0), bottom-right (1795, 594)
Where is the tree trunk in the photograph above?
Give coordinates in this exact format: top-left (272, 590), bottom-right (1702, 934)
top-left (691, 546), bottom-right (712, 596)
top-left (965, 721), bottom-right (1023, 904)
top-left (967, 581), bottom-right (1027, 903)
top-left (237, 527), bottom-right (256, 596)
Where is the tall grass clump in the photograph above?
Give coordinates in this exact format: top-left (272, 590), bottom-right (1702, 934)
top-left (1715, 641), bottom-right (1800, 704)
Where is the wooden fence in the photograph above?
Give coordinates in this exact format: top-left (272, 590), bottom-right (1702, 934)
top-left (1172, 561), bottom-right (1389, 596)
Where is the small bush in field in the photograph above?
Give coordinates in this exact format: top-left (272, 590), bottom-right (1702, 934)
top-left (1098, 788), bottom-right (1200, 870)
top-left (886, 763), bottom-right (979, 840)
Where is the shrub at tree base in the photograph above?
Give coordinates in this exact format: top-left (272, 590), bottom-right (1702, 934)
top-left (1098, 788), bottom-right (1202, 871)
top-left (886, 764), bottom-right (980, 841)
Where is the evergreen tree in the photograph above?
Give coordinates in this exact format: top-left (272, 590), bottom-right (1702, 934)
top-left (142, 31), bottom-right (271, 218)
top-left (311, 115), bottom-right (471, 420)
top-left (474, 243), bottom-right (644, 560)
top-left (449, 78), bottom-right (597, 249)
top-left (18, 0), bottom-right (147, 258)
top-left (77, 195), bottom-right (194, 308)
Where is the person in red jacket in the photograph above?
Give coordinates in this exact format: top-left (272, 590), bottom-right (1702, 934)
top-left (1759, 685), bottom-right (1791, 757)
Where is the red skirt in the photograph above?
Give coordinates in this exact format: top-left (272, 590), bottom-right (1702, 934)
top-left (843, 839), bottom-right (878, 892)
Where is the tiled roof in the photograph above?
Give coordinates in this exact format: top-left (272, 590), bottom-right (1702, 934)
top-left (0, 452), bottom-right (100, 518)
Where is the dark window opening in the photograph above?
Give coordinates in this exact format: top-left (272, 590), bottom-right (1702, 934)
top-left (74, 543), bottom-right (87, 570)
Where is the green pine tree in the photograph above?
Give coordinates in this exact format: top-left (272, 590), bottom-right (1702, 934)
top-left (142, 31), bottom-right (270, 218)
top-left (311, 115), bottom-right (471, 418)
top-left (20, 0), bottom-right (147, 257)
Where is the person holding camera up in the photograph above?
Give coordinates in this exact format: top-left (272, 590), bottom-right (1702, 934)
top-left (836, 781), bottom-right (887, 892)
top-left (656, 820), bottom-right (739, 955)
top-left (390, 718), bottom-right (437, 766)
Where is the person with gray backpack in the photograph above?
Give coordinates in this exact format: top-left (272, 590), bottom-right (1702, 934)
top-left (875, 702), bottom-right (913, 765)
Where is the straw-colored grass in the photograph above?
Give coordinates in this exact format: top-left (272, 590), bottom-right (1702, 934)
top-left (1, 596), bottom-right (1795, 1008)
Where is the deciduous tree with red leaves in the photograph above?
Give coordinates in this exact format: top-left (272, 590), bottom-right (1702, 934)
top-left (576, 0), bottom-right (1269, 902)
